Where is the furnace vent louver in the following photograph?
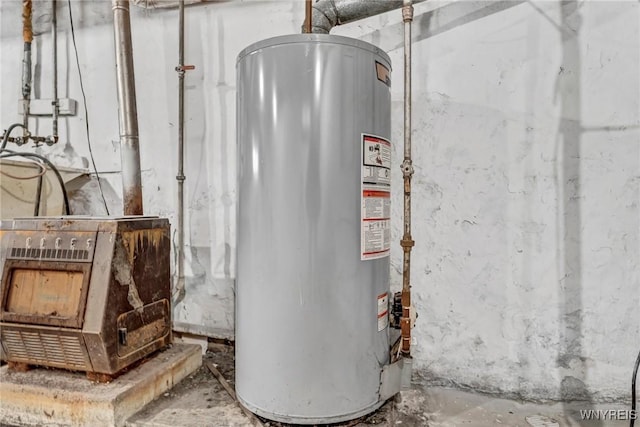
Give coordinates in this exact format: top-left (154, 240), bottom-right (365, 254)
top-left (10, 247), bottom-right (90, 261)
top-left (2, 328), bottom-right (90, 370)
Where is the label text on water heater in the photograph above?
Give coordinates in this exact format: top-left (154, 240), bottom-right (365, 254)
top-left (361, 134), bottom-right (391, 261)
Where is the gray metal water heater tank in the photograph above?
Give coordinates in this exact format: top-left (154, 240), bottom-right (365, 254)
top-left (236, 34), bottom-right (392, 424)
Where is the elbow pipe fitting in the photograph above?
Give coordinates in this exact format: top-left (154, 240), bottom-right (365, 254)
top-left (309, 0), bottom-right (425, 34)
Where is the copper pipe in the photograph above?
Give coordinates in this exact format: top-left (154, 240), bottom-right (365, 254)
top-left (400, 0), bottom-right (415, 357)
top-left (22, 0), bottom-right (33, 136)
top-left (22, 0), bottom-right (33, 43)
top-left (303, 0), bottom-right (312, 33)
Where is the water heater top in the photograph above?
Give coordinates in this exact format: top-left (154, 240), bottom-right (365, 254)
top-left (237, 33), bottom-right (391, 67)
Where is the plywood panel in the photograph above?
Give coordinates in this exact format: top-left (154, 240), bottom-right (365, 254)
top-left (6, 269), bottom-right (84, 317)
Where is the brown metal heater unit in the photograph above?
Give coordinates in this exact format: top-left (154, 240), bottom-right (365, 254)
top-left (0, 216), bottom-right (172, 379)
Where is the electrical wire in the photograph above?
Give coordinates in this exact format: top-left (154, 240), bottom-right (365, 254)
top-left (33, 157), bottom-right (44, 216)
top-left (631, 348), bottom-right (640, 427)
top-left (0, 161), bottom-right (46, 180)
top-left (0, 150), bottom-right (70, 215)
top-left (1, 157), bottom-right (45, 216)
top-left (67, 0), bottom-right (110, 215)
top-left (1, 123), bottom-right (55, 217)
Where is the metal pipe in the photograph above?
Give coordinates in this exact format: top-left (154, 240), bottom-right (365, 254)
top-left (22, 0), bottom-right (33, 137)
top-left (309, 0), bottom-right (425, 34)
top-left (51, 0), bottom-right (59, 143)
top-left (175, 0), bottom-right (186, 301)
top-left (131, 0), bottom-right (207, 9)
top-left (303, 0), bottom-right (312, 33)
top-left (112, 0), bottom-right (144, 215)
top-left (400, 0), bottom-right (415, 357)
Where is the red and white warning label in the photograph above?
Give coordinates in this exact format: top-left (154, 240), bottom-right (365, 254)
top-left (361, 134), bottom-right (391, 260)
top-left (377, 292), bottom-right (389, 332)
top-left (362, 135), bottom-right (391, 185)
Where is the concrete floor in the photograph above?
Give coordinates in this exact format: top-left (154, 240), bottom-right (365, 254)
top-left (0, 345), bottom-right (202, 427)
top-left (127, 344), bottom-right (633, 427)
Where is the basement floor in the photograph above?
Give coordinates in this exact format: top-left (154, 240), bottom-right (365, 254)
top-left (0, 343), bottom-right (631, 427)
top-left (127, 343), bottom-right (631, 427)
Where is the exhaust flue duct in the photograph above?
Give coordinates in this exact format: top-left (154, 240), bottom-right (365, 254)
top-left (310, 0), bottom-right (425, 33)
top-left (112, 0), bottom-right (144, 215)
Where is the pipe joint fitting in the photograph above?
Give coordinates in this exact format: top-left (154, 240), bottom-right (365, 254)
top-left (175, 65), bottom-right (195, 74)
top-left (401, 159), bottom-right (414, 177)
top-left (45, 135), bottom-right (58, 146)
top-left (402, 3), bottom-right (414, 22)
top-left (400, 237), bottom-right (415, 249)
top-left (22, 83), bottom-right (31, 99)
top-left (176, 174), bottom-right (186, 182)
top-left (12, 136), bottom-right (28, 146)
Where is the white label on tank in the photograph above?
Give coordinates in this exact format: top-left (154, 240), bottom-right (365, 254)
top-left (377, 292), bottom-right (389, 332)
top-left (361, 134), bottom-right (391, 260)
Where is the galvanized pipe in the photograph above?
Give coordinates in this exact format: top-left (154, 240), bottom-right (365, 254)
top-left (51, 0), bottom-right (59, 143)
top-left (22, 0), bottom-right (33, 136)
top-left (175, 0), bottom-right (186, 301)
top-left (112, 0), bottom-right (144, 215)
top-left (400, 0), bottom-right (415, 357)
top-left (309, 0), bottom-right (425, 34)
top-left (131, 0), bottom-right (207, 8)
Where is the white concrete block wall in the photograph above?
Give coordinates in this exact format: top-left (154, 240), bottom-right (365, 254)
top-left (0, 0), bottom-right (638, 403)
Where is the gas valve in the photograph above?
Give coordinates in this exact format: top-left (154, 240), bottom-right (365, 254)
top-left (390, 291), bottom-right (417, 329)
top-left (390, 292), bottom-right (402, 329)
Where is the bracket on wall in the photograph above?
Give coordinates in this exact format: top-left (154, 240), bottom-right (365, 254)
top-left (18, 99), bottom-right (77, 116)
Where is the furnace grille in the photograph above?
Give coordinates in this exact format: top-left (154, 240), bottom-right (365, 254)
top-left (1, 328), bottom-right (90, 369)
top-left (8, 247), bottom-right (90, 261)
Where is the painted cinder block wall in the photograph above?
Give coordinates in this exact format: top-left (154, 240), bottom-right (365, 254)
top-left (0, 0), bottom-right (638, 406)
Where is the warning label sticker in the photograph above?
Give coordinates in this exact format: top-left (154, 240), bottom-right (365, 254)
top-left (362, 135), bottom-right (391, 186)
top-left (377, 292), bottom-right (389, 332)
top-left (361, 134), bottom-right (391, 261)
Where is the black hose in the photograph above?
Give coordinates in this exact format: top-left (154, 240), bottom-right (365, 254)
top-left (0, 151), bottom-right (71, 215)
top-left (34, 158), bottom-right (44, 216)
top-left (632, 348), bottom-right (640, 427)
top-left (1, 123), bottom-right (26, 151)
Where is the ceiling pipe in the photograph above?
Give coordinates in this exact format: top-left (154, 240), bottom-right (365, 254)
top-left (112, 0), bottom-right (144, 215)
top-left (309, 0), bottom-right (426, 34)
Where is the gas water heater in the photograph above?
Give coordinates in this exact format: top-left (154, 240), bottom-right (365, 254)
top-left (236, 34), bottom-right (401, 424)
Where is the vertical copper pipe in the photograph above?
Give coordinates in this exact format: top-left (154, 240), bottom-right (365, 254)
top-left (22, 0), bottom-right (33, 43)
top-left (303, 0), bottom-right (312, 33)
top-left (22, 0), bottom-right (33, 136)
top-left (400, 0), bottom-right (415, 357)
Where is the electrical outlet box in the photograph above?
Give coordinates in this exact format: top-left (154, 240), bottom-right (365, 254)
top-left (18, 98), bottom-right (77, 116)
